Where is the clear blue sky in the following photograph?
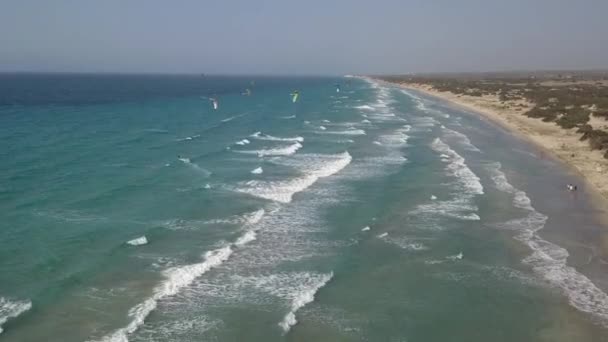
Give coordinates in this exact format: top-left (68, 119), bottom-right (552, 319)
top-left (1, 0), bottom-right (607, 75)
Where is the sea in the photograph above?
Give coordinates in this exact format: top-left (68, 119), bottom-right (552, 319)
top-left (1, 73), bottom-right (608, 341)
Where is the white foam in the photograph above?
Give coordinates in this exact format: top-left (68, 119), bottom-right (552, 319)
top-left (178, 157), bottom-right (191, 163)
top-left (431, 195), bottom-right (437, 200)
top-left (0, 297), bottom-right (31, 334)
top-left (355, 105), bottom-right (375, 111)
top-left (378, 127), bottom-right (410, 147)
top-left (234, 230), bottom-right (257, 246)
top-left (236, 152), bottom-right (352, 203)
top-left (442, 127), bottom-right (481, 152)
top-left (235, 139), bottom-right (250, 145)
top-left (447, 252), bottom-right (463, 260)
top-left (204, 209), bottom-right (266, 226)
top-left (177, 134), bottom-right (200, 142)
top-left (361, 226), bottom-right (371, 232)
top-left (228, 272), bottom-right (334, 333)
top-left (126, 236), bottom-right (148, 246)
top-left (251, 167), bottom-right (263, 174)
top-left (277, 272), bottom-right (333, 333)
top-left (373, 141), bottom-right (383, 146)
top-left (411, 139), bottom-right (482, 222)
top-left (251, 132), bottom-right (304, 143)
top-left (319, 126), bottom-right (327, 130)
top-left (411, 116), bottom-right (439, 128)
top-left (385, 236), bottom-right (429, 251)
top-left (95, 245), bottom-right (233, 342)
top-left (318, 129), bottom-right (366, 136)
top-left (487, 162), bottom-right (608, 326)
top-left (243, 209), bottom-right (265, 225)
top-left (322, 120), bottom-right (331, 123)
top-left (377, 232), bottom-right (388, 238)
top-left (236, 142), bottom-right (302, 157)
top-left (279, 115), bottom-right (296, 119)
top-left (431, 138), bottom-right (483, 195)
top-left (361, 119), bottom-right (371, 123)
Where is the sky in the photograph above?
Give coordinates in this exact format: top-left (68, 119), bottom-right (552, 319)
top-left (1, 0), bottom-right (607, 75)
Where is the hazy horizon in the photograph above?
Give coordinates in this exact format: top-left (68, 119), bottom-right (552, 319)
top-left (2, 0), bottom-right (607, 75)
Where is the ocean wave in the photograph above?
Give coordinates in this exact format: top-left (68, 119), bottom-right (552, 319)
top-left (411, 139), bottom-right (482, 222)
top-left (235, 139), bottom-right (250, 145)
top-left (126, 236), bottom-right (148, 246)
top-left (164, 209), bottom-right (265, 230)
top-left (382, 235), bottom-right (429, 251)
top-left (250, 167), bottom-right (263, 174)
top-left (235, 152), bottom-right (352, 203)
top-left (204, 209), bottom-right (266, 226)
top-left (317, 129), bottom-right (366, 136)
top-left (442, 127), bottom-right (481, 152)
top-left (221, 113), bottom-right (248, 123)
top-left (410, 116), bottom-right (439, 129)
top-left (487, 162), bottom-right (608, 326)
top-left (94, 245), bottom-right (234, 342)
top-left (231, 272), bottom-right (333, 334)
top-left (354, 105), bottom-right (374, 111)
top-left (235, 142), bottom-right (302, 157)
top-left (177, 134), bottom-right (200, 142)
top-left (378, 127), bottom-right (410, 147)
top-left (432, 138), bottom-right (483, 195)
top-left (234, 230), bottom-right (257, 246)
top-left (0, 297), bottom-right (31, 334)
top-left (250, 132), bottom-right (304, 142)
top-left (95, 206), bottom-right (267, 342)
top-left (278, 272), bottom-right (333, 333)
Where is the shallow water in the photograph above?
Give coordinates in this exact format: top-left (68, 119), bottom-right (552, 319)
top-left (1, 74), bottom-right (607, 341)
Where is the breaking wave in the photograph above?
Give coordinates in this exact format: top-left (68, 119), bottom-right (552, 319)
top-left (0, 297), bottom-right (31, 334)
top-left (250, 132), bottom-right (304, 142)
top-left (235, 152), bottom-right (352, 203)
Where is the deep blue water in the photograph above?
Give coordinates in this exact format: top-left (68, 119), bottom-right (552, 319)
top-left (1, 74), bottom-right (608, 341)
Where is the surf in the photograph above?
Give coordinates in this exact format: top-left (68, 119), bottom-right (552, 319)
top-left (0, 297), bottom-right (31, 334)
top-left (235, 152), bottom-right (352, 203)
top-left (250, 132), bottom-right (304, 142)
top-left (235, 141), bottom-right (303, 157)
top-left (487, 162), bottom-right (608, 326)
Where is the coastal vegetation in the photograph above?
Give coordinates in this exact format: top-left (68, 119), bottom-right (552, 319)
top-left (379, 72), bottom-right (608, 159)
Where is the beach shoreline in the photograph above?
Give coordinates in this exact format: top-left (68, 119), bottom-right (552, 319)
top-left (373, 78), bottom-right (608, 255)
top-left (372, 78), bottom-right (608, 337)
top-left (387, 82), bottom-right (607, 199)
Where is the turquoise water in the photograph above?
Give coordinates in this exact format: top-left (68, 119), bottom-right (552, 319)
top-left (1, 74), bottom-right (608, 341)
